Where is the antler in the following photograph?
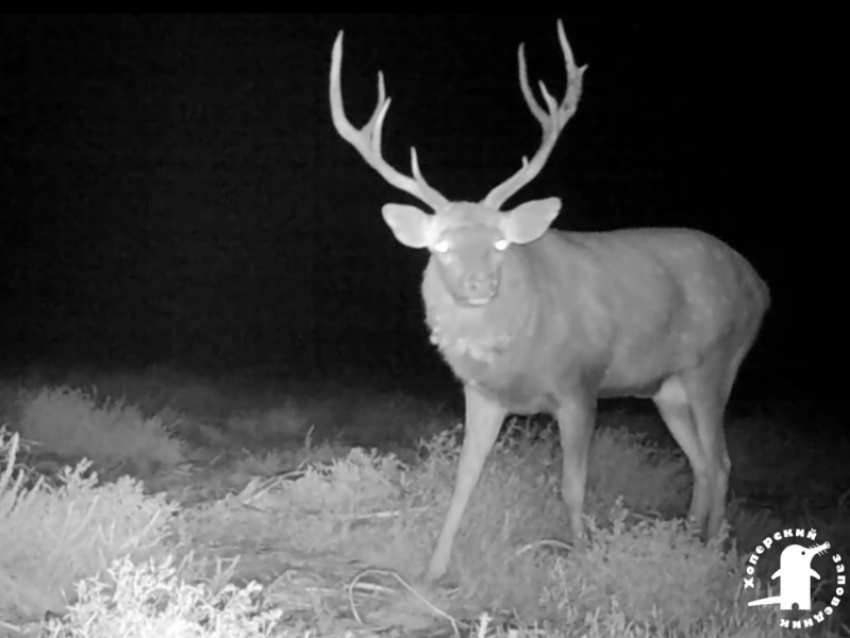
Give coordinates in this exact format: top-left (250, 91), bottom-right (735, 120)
top-left (483, 20), bottom-right (587, 210)
top-left (329, 32), bottom-right (450, 212)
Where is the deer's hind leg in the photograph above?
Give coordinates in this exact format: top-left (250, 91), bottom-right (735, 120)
top-left (654, 375), bottom-right (714, 535)
top-left (655, 343), bottom-right (746, 539)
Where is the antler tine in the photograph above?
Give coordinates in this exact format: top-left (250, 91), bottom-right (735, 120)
top-left (330, 32), bottom-right (450, 212)
top-left (483, 20), bottom-right (587, 210)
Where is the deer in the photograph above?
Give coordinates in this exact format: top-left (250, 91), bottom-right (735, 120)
top-left (329, 20), bottom-right (770, 583)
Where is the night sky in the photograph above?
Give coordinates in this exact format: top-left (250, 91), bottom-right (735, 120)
top-left (0, 15), bottom-right (840, 405)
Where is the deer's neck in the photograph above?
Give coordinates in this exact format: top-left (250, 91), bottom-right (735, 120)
top-left (421, 250), bottom-right (538, 369)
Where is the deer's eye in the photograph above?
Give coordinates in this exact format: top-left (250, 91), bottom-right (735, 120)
top-left (433, 239), bottom-right (451, 254)
top-left (494, 239), bottom-right (510, 251)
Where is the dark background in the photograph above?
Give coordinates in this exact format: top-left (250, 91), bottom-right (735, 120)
top-left (0, 15), bottom-right (840, 406)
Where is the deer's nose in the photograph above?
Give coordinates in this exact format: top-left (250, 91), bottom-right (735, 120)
top-left (465, 274), bottom-right (494, 295)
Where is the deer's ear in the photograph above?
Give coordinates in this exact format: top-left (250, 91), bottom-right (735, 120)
top-left (382, 204), bottom-right (436, 249)
top-left (500, 197), bottom-right (561, 244)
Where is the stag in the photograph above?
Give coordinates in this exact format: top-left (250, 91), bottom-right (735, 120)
top-left (329, 21), bottom-right (770, 582)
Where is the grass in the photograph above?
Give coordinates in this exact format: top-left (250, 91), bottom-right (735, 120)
top-left (0, 363), bottom-right (847, 637)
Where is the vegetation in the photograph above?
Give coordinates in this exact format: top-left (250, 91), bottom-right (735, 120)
top-left (1, 365), bottom-right (847, 637)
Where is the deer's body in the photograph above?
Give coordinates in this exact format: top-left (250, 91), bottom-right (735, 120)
top-left (329, 22), bottom-right (770, 583)
top-left (425, 224), bottom-right (768, 409)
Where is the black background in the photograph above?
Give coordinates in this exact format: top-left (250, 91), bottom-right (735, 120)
top-left (0, 15), bottom-right (840, 406)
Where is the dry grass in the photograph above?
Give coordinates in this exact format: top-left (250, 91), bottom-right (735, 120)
top-left (0, 365), bottom-right (846, 637)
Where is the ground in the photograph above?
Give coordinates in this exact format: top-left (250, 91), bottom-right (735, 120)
top-left (0, 364), bottom-right (847, 637)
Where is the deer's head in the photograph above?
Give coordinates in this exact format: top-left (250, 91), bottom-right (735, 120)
top-left (330, 21), bottom-right (586, 307)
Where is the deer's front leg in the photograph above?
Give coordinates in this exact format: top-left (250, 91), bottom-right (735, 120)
top-left (425, 383), bottom-right (507, 583)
